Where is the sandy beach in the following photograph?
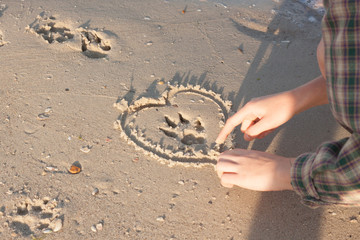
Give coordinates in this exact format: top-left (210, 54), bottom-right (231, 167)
top-left (1, 0), bottom-right (360, 239)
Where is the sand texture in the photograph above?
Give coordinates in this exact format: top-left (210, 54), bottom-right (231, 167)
top-left (1, 0), bottom-right (360, 239)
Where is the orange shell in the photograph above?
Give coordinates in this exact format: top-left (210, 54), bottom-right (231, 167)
top-left (69, 165), bottom-right (81, 174)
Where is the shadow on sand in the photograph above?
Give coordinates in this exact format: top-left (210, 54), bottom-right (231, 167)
top-left (227, 1), bottom-right (334, 239)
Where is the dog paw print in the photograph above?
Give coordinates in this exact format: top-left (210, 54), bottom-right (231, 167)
top-left (7, 197), bottom-right (64, 237)
top-left (80, 29), bottom-right (111, 58)
top-left (27, 13), bottom-right (112, 58)
top-left (159, 113), bottom-right (205, 146)
top-left (27, 15), bottom-right (74, 44)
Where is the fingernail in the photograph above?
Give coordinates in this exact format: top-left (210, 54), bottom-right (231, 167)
top-left (222, 182), bottom-right (234, 188)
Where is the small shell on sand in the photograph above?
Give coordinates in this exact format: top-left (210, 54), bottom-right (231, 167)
top-left (92, 188), bottom-right (99, 196)
top-left (52, 218), bottom-right (63, 232)
top-left (69, 161), bottom-right (82, 174)
top-left (37, 113), bottom-right (50, 120)
top-left (44, 107), bottom-right (52, 113)
top-left (45, 166), bottom-right (58, 172)
top-left (91, 225), bottom-right (97, 232)
top-left (80, 145), bottom-right (92, 153)
top-left (43, 229), bottom-right (53, 234)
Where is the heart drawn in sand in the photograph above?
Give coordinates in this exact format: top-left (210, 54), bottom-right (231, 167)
top-left (114, 85), bottom-right (233, 167)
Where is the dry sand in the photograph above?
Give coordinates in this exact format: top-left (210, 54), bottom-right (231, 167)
top-left (1, 0), bottom-right (360, 239)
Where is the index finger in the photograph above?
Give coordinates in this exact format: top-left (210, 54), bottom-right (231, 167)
top-left (216, 110), bottom-right (246, 144)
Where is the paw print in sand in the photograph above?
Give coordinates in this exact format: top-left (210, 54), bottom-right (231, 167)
top-left (114, 85), bottom-right (233, 167)
top-left (26, 14), bottom-right (74, 44)
top-left (5, 197), bottom-right (64, 237)
top-left (159, 113), bottom-right (205, 146)
top-left (27, 13), bottom-right (112, 58)
top-left (80, 29), bottom-right (111, 58)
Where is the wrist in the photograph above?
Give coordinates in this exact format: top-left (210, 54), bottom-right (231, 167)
top-left (277, 157), bottom-right (295, 191)
top-left (289, 76), bottom-right (328, 115)
top-left (289, 86), bottom-right (309, 115)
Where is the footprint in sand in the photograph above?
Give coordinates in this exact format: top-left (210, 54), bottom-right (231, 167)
top-left (27, 13), bottom-right (112, 58)
top-left (6, 197), bottom-right (63, 237)
top-left (114, 85), bottom-right (233, 167)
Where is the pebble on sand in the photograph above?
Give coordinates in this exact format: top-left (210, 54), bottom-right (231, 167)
top-left (350, 217), bottom-right (358, 223)
top-left (156, 215), bottom-right (165, 222)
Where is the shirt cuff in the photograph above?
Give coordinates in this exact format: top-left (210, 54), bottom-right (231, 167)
top-left (291, 152), bottom-right (325, 208)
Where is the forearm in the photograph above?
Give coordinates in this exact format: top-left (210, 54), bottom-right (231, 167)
top-left (288, 75), bottom-right (328, 115)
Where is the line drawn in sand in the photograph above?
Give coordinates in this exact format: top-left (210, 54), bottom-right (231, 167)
top-left (0, 30), bottom-right (9, 47)
top-left (114, 84), bottom-right (233, 167)
top-left (0, 4), bottom-right (8, 47)
top-left (26, 13), bottom-right (112, 59)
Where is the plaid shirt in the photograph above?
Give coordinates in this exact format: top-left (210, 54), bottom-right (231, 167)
top-left (291, 0), bottom-right (360, 207)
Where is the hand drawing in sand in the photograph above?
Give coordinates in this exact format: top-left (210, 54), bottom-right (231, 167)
top-left (114, 84), bottom-right (233, 167)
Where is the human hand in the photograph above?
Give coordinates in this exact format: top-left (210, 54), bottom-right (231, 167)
top-left (216, 91), bottom-right (297, 143)
top-left (216, 149), bottom-right (294, 191)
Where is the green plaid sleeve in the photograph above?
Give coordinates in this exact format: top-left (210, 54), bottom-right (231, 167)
top-left (291, 134), bottom-right (360, 208)
top-left (290, 0), bottom-right (360, 208)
